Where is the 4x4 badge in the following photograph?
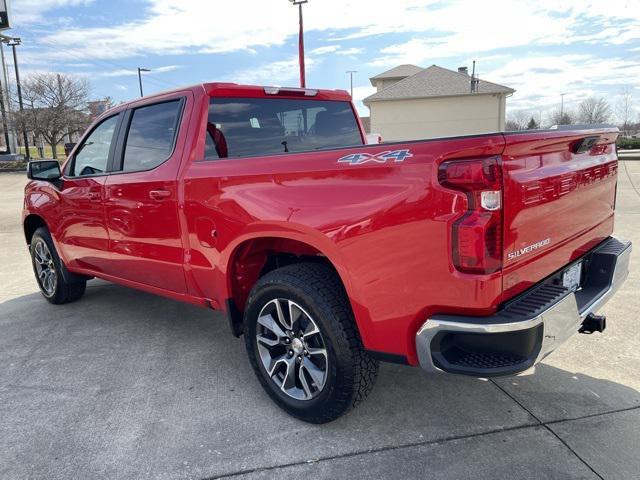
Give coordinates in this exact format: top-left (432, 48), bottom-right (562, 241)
top-left (338, 149), bottom-right (413, 165)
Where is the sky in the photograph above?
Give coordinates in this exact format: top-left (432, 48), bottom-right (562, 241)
top-left (6, 0), bottom-right (640, 123)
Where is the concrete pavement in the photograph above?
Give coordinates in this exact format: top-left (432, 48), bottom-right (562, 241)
top-left (0, 163), bottom-right (639, 480)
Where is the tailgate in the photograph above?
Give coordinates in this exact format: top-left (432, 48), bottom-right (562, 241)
top-left (501, 127), bottom-right (619, 299)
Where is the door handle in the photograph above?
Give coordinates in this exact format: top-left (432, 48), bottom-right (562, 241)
top-left (149, 189), bottom-right (171, 200)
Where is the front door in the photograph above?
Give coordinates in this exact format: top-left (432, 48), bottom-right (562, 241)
top-left (103, 97), bottom-right (189, 293)
top-left (56, 113), bottom-right (121, 273)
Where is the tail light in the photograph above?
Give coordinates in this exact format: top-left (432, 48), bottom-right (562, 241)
top-left (438, 157), bottom-right (503, 274)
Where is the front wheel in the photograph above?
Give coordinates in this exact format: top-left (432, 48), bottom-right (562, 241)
top-left (243, 263), bottom-right (378, 423)
top-left (30, 227), bottom-right (86, 304)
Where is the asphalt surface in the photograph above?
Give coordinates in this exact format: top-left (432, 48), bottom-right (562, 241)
top-left (1, 162), bottom-right (639, 480)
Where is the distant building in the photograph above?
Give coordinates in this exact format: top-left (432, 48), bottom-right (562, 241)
top-left (359, 116), bottom-right (371, 134)
top-left (363, 64), bottom-right (514, 141)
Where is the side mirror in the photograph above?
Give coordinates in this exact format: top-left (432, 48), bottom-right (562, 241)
top-left (27, 160), bottom-right (62, 181)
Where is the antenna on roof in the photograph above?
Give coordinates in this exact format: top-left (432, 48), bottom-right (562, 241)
top-left (470, 60), bottom-right (479, 93)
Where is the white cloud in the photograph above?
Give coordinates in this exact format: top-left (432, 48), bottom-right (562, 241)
top-left (228, 57), bottom-right (319, 86)
top-left (310, 46), bottom-right (363, 56)
top-left (33, 0), bottom-right (640, 62)
top-left (11, 0), bottom-right (94, 24)
top-left (98, 65), bottom-right (182, 77)
top-left (486, 54), bottom-right (640, 116)
top-left (370, 1), bottom-right (640, 67)
top-left (311, 46), bottom-right (340, 55)
top-left (336, 48), bottom-right (363, 56)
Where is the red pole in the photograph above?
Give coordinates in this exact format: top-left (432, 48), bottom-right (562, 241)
top-left (298, 3), bottom-right (306, 88)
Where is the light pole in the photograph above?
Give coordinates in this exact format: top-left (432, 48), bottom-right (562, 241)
top-left (0, 55), bottom-right (9, 153)
top-left (560, 92), bottom-right (567, 123)
top-left (289, 0), bottom-right (308, 88)
top-left (5, 37), bottom-right (29, 160)
top-left (138, 67), bottom-right (150, 97)
top-left (346, 70), bottom-right (357, 98)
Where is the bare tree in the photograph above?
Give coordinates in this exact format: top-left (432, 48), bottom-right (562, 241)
top-left (615, 86), bottom-right (633, 136)
top-left (548, 109), bottom-right (574, 126)
top-left (13, 73), bottom-right (91, 159)
top-left (506, 110), bottom-right (530, 130)
top-left (577, 96), bottom-right (611, 125)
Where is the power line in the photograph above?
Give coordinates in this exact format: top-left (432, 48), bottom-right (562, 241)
top-left (26, 38), bottom-right (183, 90)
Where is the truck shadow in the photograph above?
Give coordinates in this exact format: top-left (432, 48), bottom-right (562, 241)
top-left (1, 282), bottom-right (639, 478)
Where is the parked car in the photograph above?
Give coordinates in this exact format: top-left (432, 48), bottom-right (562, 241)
top-left (23, 83), bottom-right (631, 423)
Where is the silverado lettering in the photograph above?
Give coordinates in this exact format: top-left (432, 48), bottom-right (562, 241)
top-left (507, 238), bottom-right (551, 261)
top-left (23, 83), bottom-right (632, 423)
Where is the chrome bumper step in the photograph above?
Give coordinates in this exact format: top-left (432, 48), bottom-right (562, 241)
top-left (415, 236), bottom-right (632, 377)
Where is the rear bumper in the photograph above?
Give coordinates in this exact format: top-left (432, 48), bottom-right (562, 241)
top-left (416, 237), bottom-right (632, 377)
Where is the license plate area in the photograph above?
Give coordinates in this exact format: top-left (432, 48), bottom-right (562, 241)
top-left (562, 262), bottom-right (583, 291)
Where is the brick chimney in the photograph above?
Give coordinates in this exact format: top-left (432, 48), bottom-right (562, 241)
top-left (458, 66), bottom-right (469, 75)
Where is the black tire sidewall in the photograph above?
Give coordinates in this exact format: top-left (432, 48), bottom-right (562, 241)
top-left (244, 274), bottom-right (356, 420)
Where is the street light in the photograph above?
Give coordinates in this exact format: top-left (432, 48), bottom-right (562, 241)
top-left (289, 0), bottom-right (308, 88)
top-left (346, 70), bottom-right (357, 98)
top-left (560, 92), bottom-right (567, 123)
top-left (137, 67), bottom-right (151, 97)
top-left (3, 36), bottom-right (29, 160)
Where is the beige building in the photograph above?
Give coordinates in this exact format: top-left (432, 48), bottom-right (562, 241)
top-left (364, 64), bottom-right (514, 141)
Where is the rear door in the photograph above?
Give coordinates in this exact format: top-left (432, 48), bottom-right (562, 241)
top-left (103, 95), bottom-right (190, 293)
top-left (501, 127), bottom-right (619, 298)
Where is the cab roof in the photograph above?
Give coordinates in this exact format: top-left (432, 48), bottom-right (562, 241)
top-left (203, 83), bottom-right (352, 101)
top-left (100, 83), bottom-right (353, 122)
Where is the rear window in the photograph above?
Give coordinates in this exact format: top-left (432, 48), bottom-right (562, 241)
top-left (205, 97), bottom-right (362, 159)
top-left (122, 100), bottom-right (183, 172)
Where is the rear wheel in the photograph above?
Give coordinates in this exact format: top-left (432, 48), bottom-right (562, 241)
top-left (244, 263), bottom-right (378, 423)
top-left (30, 227), bottom-right (86, 304)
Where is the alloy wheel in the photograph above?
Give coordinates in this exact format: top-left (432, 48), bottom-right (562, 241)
top-left (255, 298), bottom-right (328, 400)
top-left (33, 240), bottom-right (57, 297)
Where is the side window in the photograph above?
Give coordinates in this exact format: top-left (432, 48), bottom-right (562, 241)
top-left (71, 115), bottom-right (119, 176)
top-left (121, 100), bottom-right (183, 172)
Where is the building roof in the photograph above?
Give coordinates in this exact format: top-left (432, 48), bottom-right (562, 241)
top-left (369, 64), bottom-right (424, 83)
top-left (364, 65), bottom-right (515, 104)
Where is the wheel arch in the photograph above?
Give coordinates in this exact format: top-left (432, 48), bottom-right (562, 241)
top-left (23, 214), bottom-right (48, 245)
top-left (222, 231), bottom-right (364, 339)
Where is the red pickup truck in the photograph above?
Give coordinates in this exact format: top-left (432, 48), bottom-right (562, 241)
top-left (23, 83), bottom-right (631, 423)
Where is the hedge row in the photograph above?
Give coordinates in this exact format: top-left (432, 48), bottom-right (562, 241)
top-left (617, 137), bottom-right (640, 150)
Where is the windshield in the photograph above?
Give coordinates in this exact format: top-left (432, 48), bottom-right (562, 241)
top-left (205, 97), bottom-right (363, 159)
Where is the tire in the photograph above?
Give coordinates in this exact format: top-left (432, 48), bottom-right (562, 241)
top-left (30, 227), bottom-right (86, 304)
top-left (243, 262), bottom-right (378, 423)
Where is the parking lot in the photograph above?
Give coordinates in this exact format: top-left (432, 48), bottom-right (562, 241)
top-left (1, 163), bottom-right (639, 479)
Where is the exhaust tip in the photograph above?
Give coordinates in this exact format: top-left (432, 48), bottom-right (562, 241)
top-left (579, 313), bottom-right (606, 334)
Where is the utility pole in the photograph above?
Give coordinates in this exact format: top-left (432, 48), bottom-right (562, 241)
top-left (289, 0), bottom-right (308, 88)
top-left (7, 38), bottom-right (29, 160)
top-left (0, 38), bottom-right (15, 153)
top-left (346, 70), bottom-right (357, 98)
top-left (138, 67), bottom-right (150, 97)
top-left (0, 72), bottom-right (9, 153)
